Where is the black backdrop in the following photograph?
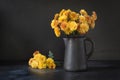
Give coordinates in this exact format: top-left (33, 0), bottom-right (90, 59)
top-left (0, 0), bottom-right (120, 62)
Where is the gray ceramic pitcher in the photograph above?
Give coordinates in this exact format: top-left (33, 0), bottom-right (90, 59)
top-left (63, 36), bottom-right (94, 71)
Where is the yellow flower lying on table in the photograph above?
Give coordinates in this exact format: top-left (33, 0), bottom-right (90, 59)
top-left (51, 9), bottom-right (97, 37)
top-left (28, 51), bottom-right (56, 69)
top-left (46, 58), bottom-right (56, 69)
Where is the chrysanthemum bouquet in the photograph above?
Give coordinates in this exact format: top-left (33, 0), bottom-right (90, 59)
top-left (51, 9), bottom-right (97, 37)
top-left (28, 51), bottom-right (56, 69)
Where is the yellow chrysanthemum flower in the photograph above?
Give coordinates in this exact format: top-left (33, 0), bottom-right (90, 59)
top-left (64, 28), bottom-right (71, 35)
top-left (60, 21), bottom-right (72, 35)
top-left (67, 21), bottom-right (78, 31)
top-left (89, 11), bottom-right (97, 29)
top-left (47, 63), bottom-right (56, 69)
top-left (78, 23), bottom-right (89, 34)
top-left (46, 58), bottom-right (56, 69)
top-left (33, 51), bottom-right (41, 56)
top-left (28, 58), bottom-right (33, 66)
top-left (63, 9), bottom-right (71, 16)
top-left (58, 15), bottom-right (67, 22)
top-left (90, 18), bottom-right (95, 29)
top-left (39, 55), bottom-right (47, 63)
top-left (46, 58), bottom-right (54, 64)
top-left (60, 21), bottom-right (67, 31)
top-left (92, 11), bottom-right (97, 20)
top-left (38, 63), bottom-right (43, 69)
top-left (79, 15), bottom-right (86, 23)
top-left (51, 20), bottom-right (59, 29)
top-left (54, 27), bottom-right (61, 37)
top-left (69, 11), bottom-right (79, 21)
top-left (85, 15), bottom-right (91, 24)
top-left (28, 58), bottom-right (38, 69)
top-left (33, 53), bottom-right (42, 62)
top-left (38, 62), bottom-right (47, 69)
top-left (91, 22), bottom-right (95, 29)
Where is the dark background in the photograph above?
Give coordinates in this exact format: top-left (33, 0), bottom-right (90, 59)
top-left (0, 0), bottom-right (120, 62)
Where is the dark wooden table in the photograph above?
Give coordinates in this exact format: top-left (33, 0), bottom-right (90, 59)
top-left (0, 61), bottom-right (120, 80)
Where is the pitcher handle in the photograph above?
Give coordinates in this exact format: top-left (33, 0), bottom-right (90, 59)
top-left (84, 37), bottom-right (94, 59)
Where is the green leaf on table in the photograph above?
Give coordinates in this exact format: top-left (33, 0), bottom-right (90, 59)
top-left (48, 50), bottom-right (54, 59)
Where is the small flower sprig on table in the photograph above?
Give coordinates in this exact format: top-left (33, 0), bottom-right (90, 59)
top-left (51, 9), bottom-right (97, 37)
top-left (28, 51), bottom-right (56, 69)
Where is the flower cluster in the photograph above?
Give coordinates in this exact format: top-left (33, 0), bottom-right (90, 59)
top-left (51, 9), bottom-right (97, 37)
top-left (28, 51), bottom-right (56, 69)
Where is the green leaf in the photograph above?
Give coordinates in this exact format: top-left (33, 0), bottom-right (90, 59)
top-left (48, 50), bottom-right (54, 59)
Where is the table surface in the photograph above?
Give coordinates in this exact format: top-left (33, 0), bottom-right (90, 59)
top-left (0, 61), bottom-right (120, 80)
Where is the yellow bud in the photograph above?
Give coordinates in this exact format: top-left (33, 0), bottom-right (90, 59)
top-left (54, 13), bottom-right (59, 20)
top-left (80, 9), bottom-right (88, 16)
top-left (59, 9), bottom-right (66, 16)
